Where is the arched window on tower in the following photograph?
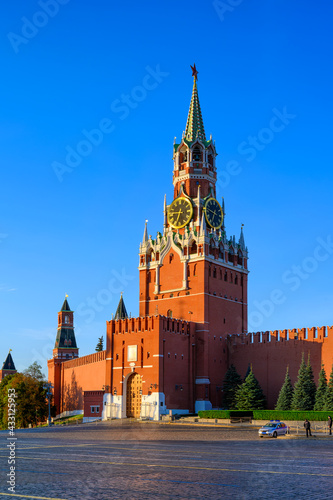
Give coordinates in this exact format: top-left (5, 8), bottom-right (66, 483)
top-left (238, 252), bottom-right (243, 266)
top-left (208, 151), bottom-right (214, 168)
top-left (167, 309), bottom-right (173, 318)
top-left (193, 146), bottom-right (202, 162)
top-left (190, 242), bottom-right (197, 255)
top-left (179, 149), bottom-right (188, 169)
top-left (235, 274), bottom-right (238, 285)
top-left (64, 315), bottom-right (69, 324)
top-left (224, 271), bottom-right (228, 282)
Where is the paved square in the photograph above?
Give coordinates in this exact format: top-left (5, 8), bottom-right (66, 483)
top-left (1, 422), bottom-right (333, 499)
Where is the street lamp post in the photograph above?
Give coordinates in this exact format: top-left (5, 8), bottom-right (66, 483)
top-left (43, 382), bottom-right (54, 426)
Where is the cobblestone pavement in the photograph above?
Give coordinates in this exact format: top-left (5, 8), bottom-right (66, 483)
top-left (0, 422), bottom-right (333, 500)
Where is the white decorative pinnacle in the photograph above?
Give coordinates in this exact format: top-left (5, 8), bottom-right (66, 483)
top-left (197, 184), bottom-right (201, 224)
top-left (142, 220), bottom-right (148, 244)
top-left (163, 194), bottom-right (167, 232)
top-left (239, 224), bottom-right (246, 251)
top-left (200, 208), bottom-right (206, 237)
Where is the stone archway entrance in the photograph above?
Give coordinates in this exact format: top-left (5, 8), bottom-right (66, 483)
top-left (126, 373), bottom-right (142, 418)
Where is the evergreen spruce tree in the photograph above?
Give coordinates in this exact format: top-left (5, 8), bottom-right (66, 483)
top-left (314, 365), bottom-right (327, 411)
top-left (275, 366), bottom-right (293, 410)
top-left (95, 336), bottom-right (104, 352)
top-left (222, 365), bottom-right (242, 409)
top-left (244, 363), bottom-right (251, 381)
top-left (304, 354), bottom-right (316, 410)
top-left (325, 365), bottom-right (333, 411)
top-left (235, 369), bottom-right (266, 410)
top-left (291, 353), bottom-right (315, 410)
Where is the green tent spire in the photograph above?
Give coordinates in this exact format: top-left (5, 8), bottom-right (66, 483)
top-left (114, 293), bottom-right (128, 320)
top-left (2, 350), bottom-right (16, 371)
top-left (185, 65), bottom-right (206, 143)
top-left (61, 295), bottom-right (71, 311)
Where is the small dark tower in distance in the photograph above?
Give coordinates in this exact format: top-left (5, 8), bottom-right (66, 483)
top-left (0, 350), bottom-right (17, 381)
top-left (53, 296), bottom-right (79, 361)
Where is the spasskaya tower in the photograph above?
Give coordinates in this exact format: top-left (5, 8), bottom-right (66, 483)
top-left (139, 64), bottom-right (248, 343)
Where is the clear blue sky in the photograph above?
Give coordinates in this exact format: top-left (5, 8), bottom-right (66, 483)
top-left (1, 0), bottom-right (333, 375)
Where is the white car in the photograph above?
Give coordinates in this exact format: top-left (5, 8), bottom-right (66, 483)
top-left (258, 420), bottom-right (288, 438)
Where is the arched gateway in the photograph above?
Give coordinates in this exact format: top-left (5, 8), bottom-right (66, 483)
top-left (126, 373), bottom-right (142, 418)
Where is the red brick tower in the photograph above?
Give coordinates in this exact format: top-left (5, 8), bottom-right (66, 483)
top-left (139, 66), bottom-right (248, 331)
top-left (47, 297), bottom-right (79, 413)
top-left (139, 67), bottom-right (249, 410)
top-left (53, 297), bottom-right (79, 360)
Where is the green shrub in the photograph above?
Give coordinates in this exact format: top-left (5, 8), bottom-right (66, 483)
top-left (253, 410), bottom-right (332, 421)
top-left (198, 410), bottom-right (253, 419)
top-left (198, 410), bottom-right (230, 419)
top-left (198, 410), bottom-right (332, 421)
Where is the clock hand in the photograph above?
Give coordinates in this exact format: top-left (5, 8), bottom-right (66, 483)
top-left (176, 210), bottom-right (183, 222)
top-left (207, 208), bottom-right (217, 217)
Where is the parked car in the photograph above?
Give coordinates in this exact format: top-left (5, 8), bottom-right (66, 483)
top-left (258, 420), bottom-right (288, 438)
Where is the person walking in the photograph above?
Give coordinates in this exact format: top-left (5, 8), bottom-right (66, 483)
top-left (304, 419), bottom-right (312, 438)
top-left (328, 416), bottom-right (332, 436)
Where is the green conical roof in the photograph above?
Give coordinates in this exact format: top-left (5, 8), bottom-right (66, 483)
top-left (54, 328), bottom-right (77, 349)
top-left (2, 351), bottom-right (16, 371)
top-left (185, 78), bottom-right (206, 143)
top-left (114, 294), bottom-right (128, 320)
top-left (61, 297), bottom-right (71, 311)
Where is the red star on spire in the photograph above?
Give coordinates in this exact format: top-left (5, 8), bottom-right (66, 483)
top-left (190, 64), bottom-right (198, 81)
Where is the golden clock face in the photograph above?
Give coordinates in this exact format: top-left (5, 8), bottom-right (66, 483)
top-left (204, 198), bottom-right (223, 229)
top-left (168, 197), bottom-right (193, 229)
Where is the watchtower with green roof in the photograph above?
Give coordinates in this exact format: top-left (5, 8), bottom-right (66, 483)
top-left (53, 296), bottom-right (79, 360)
top-left (0, 350), bottom-right (17, 381)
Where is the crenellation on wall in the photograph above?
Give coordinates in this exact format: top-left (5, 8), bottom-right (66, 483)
top-left (228, 325), bottom-right (333, 348)
top-left (107, 314), bottom-right (190, 336)
top-left (62, 350), bottom-right (106, 370)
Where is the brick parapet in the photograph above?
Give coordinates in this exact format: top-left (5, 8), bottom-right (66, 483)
top-left (61, 350), bottom-right (106, 369)
top-left (107, 315), bottom-right (190, 335)
top-left (228, 326), bottom-right (332, 346)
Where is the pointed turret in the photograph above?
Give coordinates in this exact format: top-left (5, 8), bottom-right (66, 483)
top-left (2, 351), bottom-right (16, 371)
top-left (185, 66), bottom-right (206, 143)
top-left (0, 350), bottom-right (17, 381)
top-left (114, 293), bottom-right (128, 320)
top-left (61, 296), bottom-right (71, 311)
top-left (239, 224), bottom-right (246, 251)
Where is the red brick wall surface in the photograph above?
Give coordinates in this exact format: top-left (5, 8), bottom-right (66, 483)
top-left (228, 327), bottom-right (333, 408)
